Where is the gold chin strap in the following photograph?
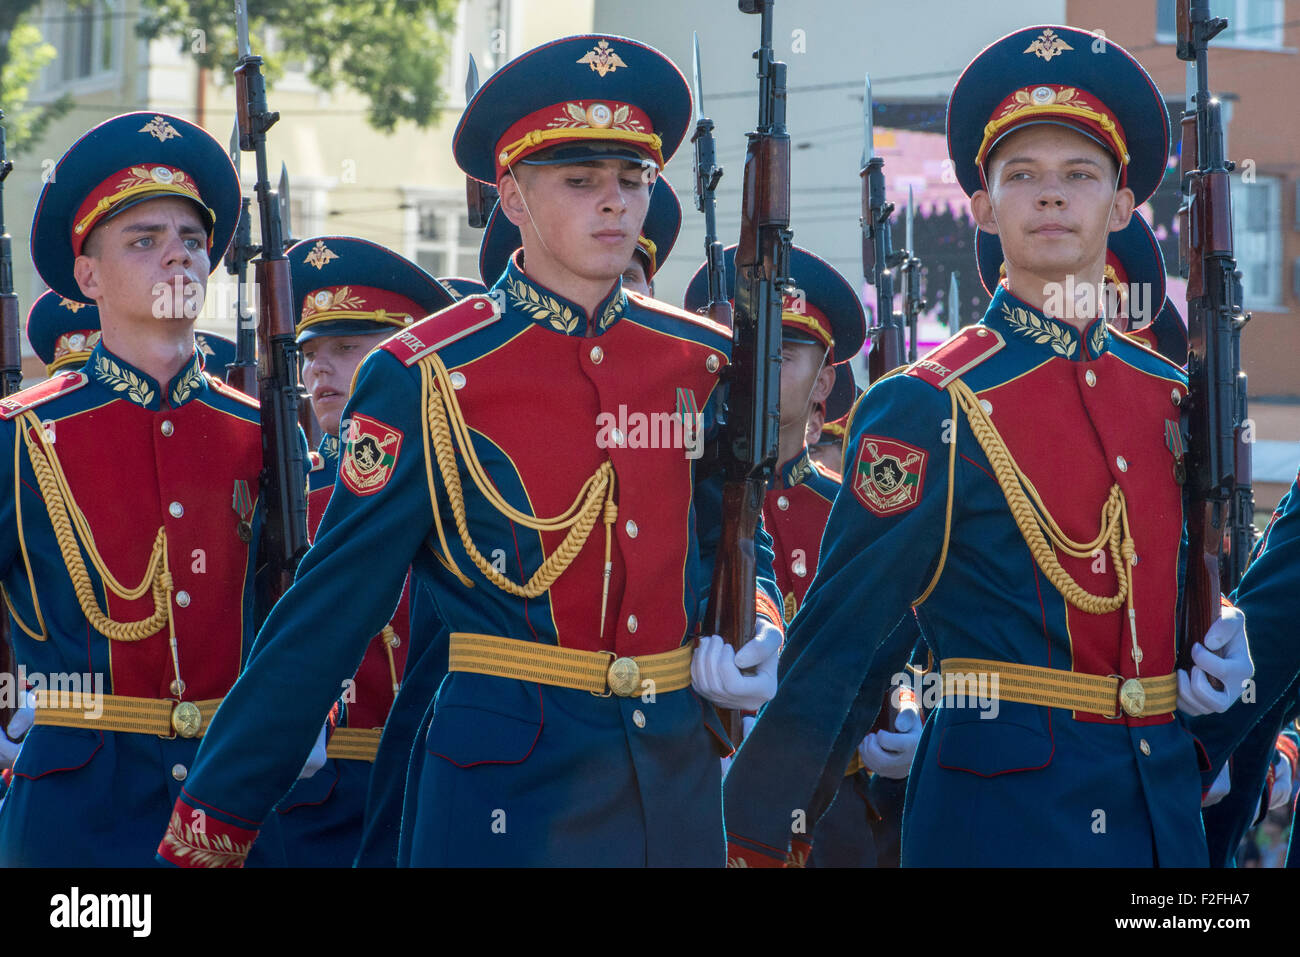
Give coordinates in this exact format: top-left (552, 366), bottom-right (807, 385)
top-left (418, 354), bottom-right (619, 637)
top-left (949, 379), bottom-right (1142, 672)
top-left (18, 410), bottom-right (181, 653)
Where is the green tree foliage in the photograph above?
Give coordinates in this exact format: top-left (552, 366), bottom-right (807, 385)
top-left (136, 0), bottom-right (458, 132)
top-left (1, 1), bottom-right (74, 154)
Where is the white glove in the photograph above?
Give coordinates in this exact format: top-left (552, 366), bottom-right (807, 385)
top-left (692, 619), bottom-right (782, 712)
top-left (858, 702), bottom-right (922, 779)
top-left (297, 722), bottom-right (328, 780)
top-left (1203, 762), bottom-right (1231, 807)
top-left (1177, 604), bottom-right (1252, 716)
top-left (0, 704), bottom-right (35, 771)
top-left (1269, 753), bottom-right (1293, 811)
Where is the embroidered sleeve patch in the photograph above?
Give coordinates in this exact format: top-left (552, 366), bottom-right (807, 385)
top-left (851, 435), bottom-right (927, 517)
top-left (340, 413), bottom-right (404, 496)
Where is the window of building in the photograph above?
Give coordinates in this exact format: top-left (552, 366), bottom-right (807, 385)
top-left (40, 0), bottom-right (120, 90)
top-left (1156, 0), bottom-right (1287, 50)
top-left (1233, 175), bottom-right (1284, 307)
top-left (407, 194), bottom-right (480, 280)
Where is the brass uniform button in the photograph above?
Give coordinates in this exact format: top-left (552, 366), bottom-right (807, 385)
top-left (450, 371), bottom-right (467, 390)
top-left (625, 520), bottom-right (638, 538)
top-left (1085, 370), bottom-right (1096, 387)
top-left (607, 657), bottom-right (641, 697)
top-left (169, 501), bottom-right (184, 518)
top-left (160, 420), bottom-right (174, 436)
top-left (626, 614), bottom-right (638, 633)
top-left (777, 495), bottom-right (789, 511)
top-left (706, 354), bottom-right (720, 373)
top-left (1171, 389), bottom-right (1182, 406)
top-left (172, 702), bottom-right (202, 739)
top-left (632, 709), bottom-right (646, 728)
top-left (590, 346), bottom-right (604, 364)
top-left (171, 763), bottom-right (188, 781)
top-left (1116, 456), bottom-right (1128, 472)
top-left (175, 590), bottom-right (191, 608)
top-left (1139, 739), bottom-right (1151, 756)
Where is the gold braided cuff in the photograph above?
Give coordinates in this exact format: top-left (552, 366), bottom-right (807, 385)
top-left (449, 632), bottom-right (692, 697)
top-left (940, 657), bottom-right (1175, 718)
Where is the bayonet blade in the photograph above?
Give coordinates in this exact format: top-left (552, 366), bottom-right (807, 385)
top-left (466, 53), bottom-right (480, 102)
top-left (235, 0), bottom-right (252, 60)
top-left (947, 271), bottom-right (959, 327)
top-left (693, 32), bottom-right (705, 120)
top-left (278, 162), bottom-right (292, 242)
top-left (228, 122), bottom-right (241, 180)
top-left (861, 74), bottom-right (874, 169)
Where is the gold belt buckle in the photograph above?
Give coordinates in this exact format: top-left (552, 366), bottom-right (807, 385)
top-left (1118, 677), bottom-right (1146, 718)
top-left (171, 701), bottom-right (203, 738)
top-left (606, 656), bottom-right (642, 697)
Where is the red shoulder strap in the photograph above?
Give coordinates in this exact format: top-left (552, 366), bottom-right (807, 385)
top-left (906, 326), bottom-right (1005, 389)
top-left (382, 296), bottom-right (500, 367)
top-left (0, 372), bottom-right (88, 421)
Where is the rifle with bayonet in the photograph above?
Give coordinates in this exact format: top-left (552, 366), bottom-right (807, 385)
top-left (464, 55), bottom-right (498, 228)
top-left (899, 186), bottom-right (927, 362)
top-left (1174, 0), bottom-right (1255, 668)
top-left (860, 75), bottom-right (906, 381)
top-left (0, 112), bottom-right (19, 735)
top-left (224, 123), bottom-right (259, 397)
top-left (690, 32), bottom-right (732, 331)
top-left (234, 0), bottom-right (309, 606)
top-left (702, 0), bottom-right (790, 742)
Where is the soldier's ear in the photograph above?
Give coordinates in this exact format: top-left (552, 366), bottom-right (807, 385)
top-left (1107, 186), bottom-right (1135, 235)
top-left (497, 170), bottom-right (533, 228)
top-left (971, 190), bottom-right (998, 234)
top-left (73, 255), bottom-right (102, 302)
top-left (810, 362), bottom-right (836, 405)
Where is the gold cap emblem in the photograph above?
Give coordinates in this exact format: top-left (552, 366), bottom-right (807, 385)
top-left (1024, 28), bottom-right (1074, 62)
top-left (139, 115), bottom-right (182, 142)
top-left (577, 39), bottom-right (628, 78)
top-left (304, 240), bottom-right (339, 270)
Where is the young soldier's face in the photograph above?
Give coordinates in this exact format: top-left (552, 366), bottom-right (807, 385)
top-left (500, 158), bottom-right (652, 287)
top-left (73, 197), bottom-right (210, 325)
top-left (972, 125), bottom-right (1133, 285)
top-left (302, 331), bottom-right (391, 435)
top-left (780, 339), bottom-right (834, 434)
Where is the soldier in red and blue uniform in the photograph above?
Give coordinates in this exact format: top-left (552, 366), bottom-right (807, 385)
top-left (272, 235), bottom-right (454, 866)
top-left (975, 209), bottom-right (1189, 367)
top-left (160, 34), bottom-right (784, 868)
top-left (0, 112), bottom-right (289, 866)
top-left (723, 26), bottom-right (1254, 867)
top-left (355, 173), bottom-right (686, 870)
